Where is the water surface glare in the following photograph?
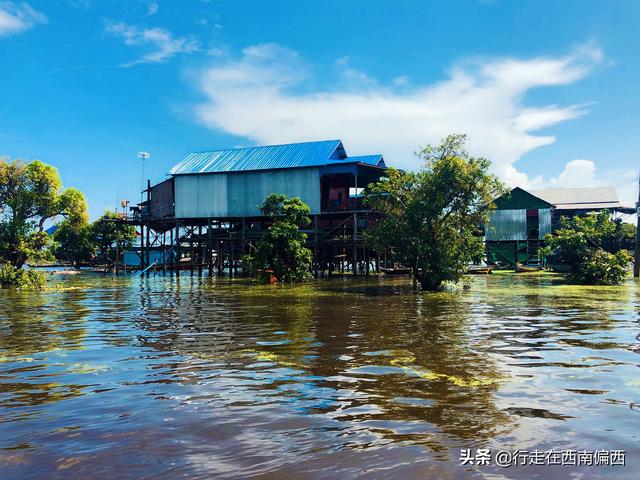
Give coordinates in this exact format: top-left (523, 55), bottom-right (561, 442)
top-left (1, 274), bottom-right (639, 479)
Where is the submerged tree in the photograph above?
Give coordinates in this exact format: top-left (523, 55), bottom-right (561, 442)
top-left (90, 211), bottom-right (136, 263)
top-left (541, 211), bottom-right (630, 285)
top-left (365, 134), bottom-right (505, 291)
top-left (0, 157), bottom-right (88, 287)
top-left (243, 193), bottom-right (313, 282)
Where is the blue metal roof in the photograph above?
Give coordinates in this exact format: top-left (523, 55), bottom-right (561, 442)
top-left (169, 140), bottom-right (384, 175)
top-left (344, 154), bottom-right (385, 168)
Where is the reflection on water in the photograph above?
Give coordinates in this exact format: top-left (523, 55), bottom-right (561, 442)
top-left (0, 274), bottom-right (638, 479)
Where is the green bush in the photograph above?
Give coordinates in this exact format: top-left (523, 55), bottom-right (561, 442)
top-left (0, 262), bottom-right (47, 290)
top-left (542, 211), bottom-right (631, 285)
top-left (577, 249), bottom-right (631, 286)
top-left (244, 194), bottom-right (313, 283)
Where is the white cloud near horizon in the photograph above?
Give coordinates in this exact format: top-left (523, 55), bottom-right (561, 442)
top-left (192, 42), bottom-right (608, 189)
top-left (105, 21), bottom-right (198, 67)
top-left (0, 2), bottom-right (46, 36)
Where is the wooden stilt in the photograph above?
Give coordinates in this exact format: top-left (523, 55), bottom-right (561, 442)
top-left (169, 227), bottom-right (174, 276)
top-left (163, 231), bottom-right (167, 275)
top-left (139, 223), bottom-right (145, 273)
top-left (230, 229), bottom-right (235, 277)
top-left (313, 215), bottom-right (318, 277)
top-left (190, 232), bottom-right (194, 276)
top-left (208, 218), bottom-right (213, 276)
top-left (352, 212), bottom-right (358, 275)
top-left (241, 218), bottom-right (246, 275)
top-left (145, 223), bottom-right (150, 276)
top-left (198, 225), bottom-right (203, 276)
top-left (175, 220), bottom-right (181, 278)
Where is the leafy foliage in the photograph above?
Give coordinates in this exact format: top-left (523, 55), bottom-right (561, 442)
top-left (617, 221), bottom-right (635, 241)
top-left (0, 262), bottom-right (47, 290)
top-left (0, 222), bottom-right (54, 268)
top-left (53, 219), bottom-right (95, 267)
top-left (0, 157), bottom-right (88, 288)
top-left (365, 134), bottom-right (505, 291)
top-left (243, 194), bottom-right (313, 283)
top-left (90, 211), bottom-right (136, 263)
top-left (541, 211), bottom-right (631, 285)
top-left (579, 249), bottom-right (630, 285)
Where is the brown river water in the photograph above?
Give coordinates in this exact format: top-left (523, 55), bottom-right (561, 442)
top-left (0, 273), bottom-right (639, 479)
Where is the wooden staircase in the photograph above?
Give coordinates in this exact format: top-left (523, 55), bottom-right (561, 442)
top-left (527, 238), bottom-right (541, 265)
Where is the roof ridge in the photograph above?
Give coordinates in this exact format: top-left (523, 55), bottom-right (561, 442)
top-left (530, 186), bottom-right (616, 191)
top-left (188, 139), bottom-right (342, 155)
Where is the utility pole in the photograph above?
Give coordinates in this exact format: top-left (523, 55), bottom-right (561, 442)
top-left (635, 172), bottom-right (640, 277)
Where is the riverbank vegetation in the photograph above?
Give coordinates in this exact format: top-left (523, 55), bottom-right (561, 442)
top-left (243, 193), bottom-right (313, 283)
top-left (541, 211), bottom-right (631, 285)
top-left (37, 212), bottom-right (136, 271)
top-left (365, 134), bottom-right (505, 291)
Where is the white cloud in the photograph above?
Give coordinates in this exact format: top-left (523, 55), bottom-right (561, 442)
top-left (192, 42), bottom-right (603, 185)
top-left (549, 159), bottom-right (597, 188)
top-left (148, 2), bottom-right (159, 16)
top-left (0, 2), bottom-right (47, 36)
top-left (503, 165), bottom-right (543, 190)
top-left (105, 21), bottom-right (199, 67)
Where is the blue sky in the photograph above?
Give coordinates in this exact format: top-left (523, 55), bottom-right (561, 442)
top-left (1, 0), bottom-right (638, 219)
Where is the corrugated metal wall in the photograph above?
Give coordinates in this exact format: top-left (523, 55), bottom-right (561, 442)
top-left (149, 178), bottom-right (174, 219)
top-left (174, 168), bottom-right (321, 218)
top-left (485, 209), bottom-right (527, 241)
top-left (175, 174), bottom-right (228, 218)
top-left (538, 208), bottom-right (552, 239)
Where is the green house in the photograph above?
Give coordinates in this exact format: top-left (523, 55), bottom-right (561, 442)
top-left (485, 187), bottom-right (552, 265)
top-left (485, 186), bottom-right (632, 266)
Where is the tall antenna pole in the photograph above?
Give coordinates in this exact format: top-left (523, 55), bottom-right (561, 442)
top-left (138, 151), bottom-right (150, 203)
top-left (634, 171), bottom-right (640, 277)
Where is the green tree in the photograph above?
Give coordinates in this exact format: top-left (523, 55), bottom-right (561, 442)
top-left (90, 211), bottom-right (136, 263)
top-left (541, 211), bottom-right (630, 285)
top-left (365, 134), bottom-right (505, 291)
top-left (53, 219), bottom-right (95, 267)
top-left (0, 157), bottom-right (88, 286)
top-left (243, 194), bottom-right (313, 282)
top-left (617, 221), bottom-right (635, 241)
